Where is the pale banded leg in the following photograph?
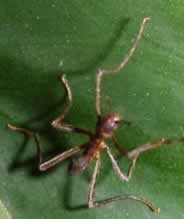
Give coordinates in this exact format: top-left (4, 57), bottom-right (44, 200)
top-left (113, 136), bottom-right (184, 177)
top-left (103, 136), bottom-right (184, 212)
top-left (95, 17), bottom-right (150, 117)
top-left (127, 137), bottom-right (184, 159)
top-left (88, 157), bottom-right (101, 208)
top-left (93, 195), bottom-right (160, 212)
top-left (87, 147), bottom-right (159, 212)
top-left (124, 137), bottom-right (184, 177)
top-left (8, 124), bottom-right (86, 171)
top-left (51, 74), bottom-right (93, 137)
top-left (105, 144), bottom-right (141, 184)
top-left (105, 145), bottom-right (130, 181)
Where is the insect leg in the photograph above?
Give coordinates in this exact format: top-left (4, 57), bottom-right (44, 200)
top-left (88, 145), bottom-right (159, 212)
top-left (111, 136), bottom-right (138, 178)
top-left (112, 137), bottom-right (184, 179)
top-left (88, 156), bottom-right (101, 208)
top-left (8, 124), bottom-right (86, 171)
top-left (51, 75), bottom-right (93, 137)
top-left (95, 17), bottom-right (150, 117)
top-left (105, 144), bottom-right (129, 181)
top-left (127, 137), bottom-right (184, 159)
top-left (93, 144), bottom-right (159, 212)
top-left (94, 194), bottom-right (160, 212)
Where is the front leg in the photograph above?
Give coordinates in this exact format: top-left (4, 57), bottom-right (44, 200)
top-left (51, 74), bottom-right (93, 137)
top-left (95, 17), bottom-right (150, 117)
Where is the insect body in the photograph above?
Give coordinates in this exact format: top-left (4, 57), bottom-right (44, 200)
top-left (71, 112), bottom-right (121, 175)
top-left (8, 17), bottom-right (184, 213)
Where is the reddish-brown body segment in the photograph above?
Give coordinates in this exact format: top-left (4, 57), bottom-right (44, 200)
top-left (85, 138), bottom-right (105, 160)
top-left (71, 112), bottom-right (121, 175)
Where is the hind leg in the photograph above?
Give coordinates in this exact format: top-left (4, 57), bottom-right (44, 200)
top-left (8, 124), bottom-right (87, 171)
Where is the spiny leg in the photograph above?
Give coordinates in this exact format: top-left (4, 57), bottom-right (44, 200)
top-left (8, 124), bottom-right (86, 171)
top-left (51, 74), bottom-right (93, 137)
top-left (95, 17), bottom-right (150, 117)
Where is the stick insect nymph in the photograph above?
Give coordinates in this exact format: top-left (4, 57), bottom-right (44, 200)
top-left (8, 17), bottom-right (184, 213)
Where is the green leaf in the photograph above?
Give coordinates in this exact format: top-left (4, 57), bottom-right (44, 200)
top-left (0, 200), bottom-right (12, 219)
top-left (0, 1), bottom-right (184, 219)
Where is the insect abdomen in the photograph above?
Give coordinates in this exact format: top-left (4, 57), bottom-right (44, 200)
top-left (70, 155), bottom-right (90, 175)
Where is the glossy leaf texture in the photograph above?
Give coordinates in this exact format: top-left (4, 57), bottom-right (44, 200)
top-left (0, 1), bottom-right (184, 219)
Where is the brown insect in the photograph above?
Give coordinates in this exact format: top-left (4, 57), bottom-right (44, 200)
top-left (8, 17), bottom-right (184, 213)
